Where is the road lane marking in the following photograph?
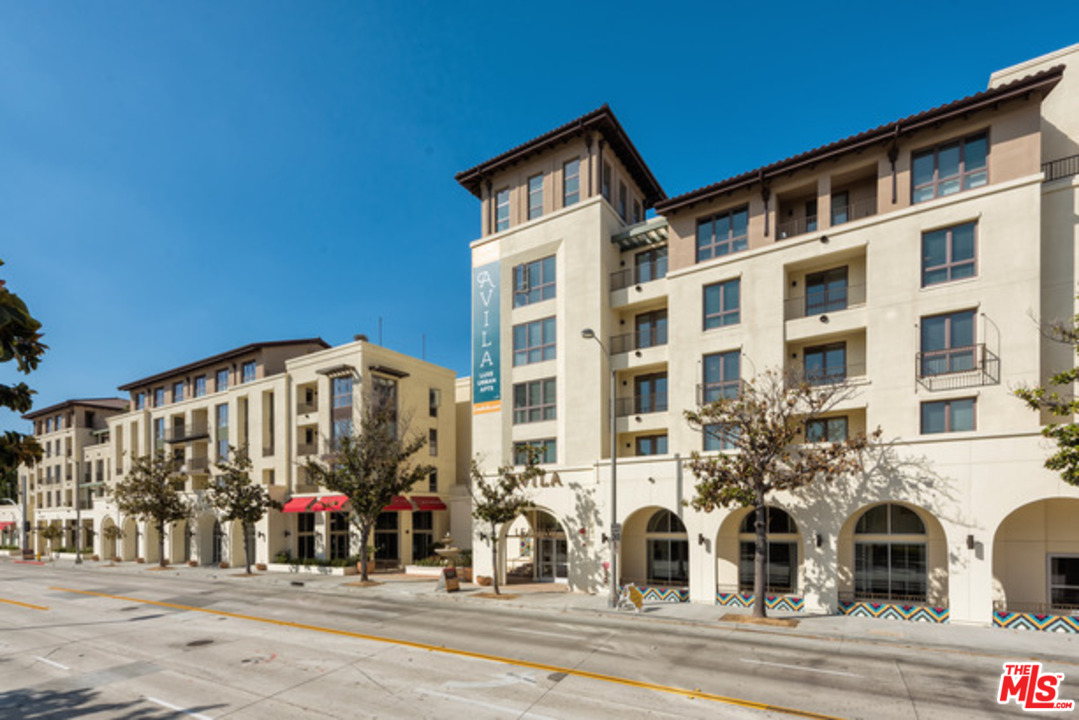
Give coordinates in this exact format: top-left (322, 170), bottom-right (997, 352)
top-left (146, 696), bottom-right (214, 720)
top-left (33, 656), bottom-right (70, 670)
top-left (416, 688), bottom-right (557, 719)
top-left (50, 586), bottom-right (845, 720)
top-left (740, 659), bottom-right (861, 678)
top-left (505, 626), bottom-right (583, 640)
top-left (0, 596), bottom-right (49, 611)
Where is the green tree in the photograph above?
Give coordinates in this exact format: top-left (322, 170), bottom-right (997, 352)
top-left (212, 446), bottom-right (282, 574)
top-left (111, 450), bottom-right (190, 567)
top-left (1, 260), bottom-right (47, 511)
top-left (303, 398), bottom-right (432, 582)
top-left (1016, 309), bottom-right (1079, 484)
top-left (685, 368), bottom-right (880, 618)
top-left (469, 451), bottom-right (538, 596)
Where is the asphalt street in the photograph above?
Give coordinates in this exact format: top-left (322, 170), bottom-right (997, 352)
top-left (0, 564), bottom-right (1074, 719)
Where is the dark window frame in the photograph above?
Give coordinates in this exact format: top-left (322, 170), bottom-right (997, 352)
top-left (805, 416), bottom-right (849, 443)
top-left (922, 222), bottom-right (977, 287)
top-left (513, 438), bottom-right (556, 465)
top-left (512, 255), bottom-right (556, 307)
top-left (912, 131), bottom-right (989, 204)
top-left (702, 350), bottom-right (740, 402)
top-left (703, 278), bottom-right (741, 329)
top-left (696, 207), bottom-right (749, 262)
top-left (512, 377), bottom-right (557, 424)
top-left (527, 174), bottom-right (544, 220)
top-left (920, 309), bottom-right (976, 376)
top-left (920, 397), bottom-right (976, 434)
top-left (635, 434), bottom-right (668, 456)
top-left (562, 158), bottom-right (580, 207)
top-left (495, 188), bottom-right (510, 232)
top-left (512, 316), bottom-right (557, 366)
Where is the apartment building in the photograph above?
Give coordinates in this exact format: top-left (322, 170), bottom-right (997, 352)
top-left (20, 337), bottom-right (462, 569)
top-left (459, 45), bottom-right (1079, 630)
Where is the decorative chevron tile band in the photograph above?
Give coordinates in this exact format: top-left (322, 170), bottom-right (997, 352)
top-left (993, 611), bottom-right (1079, 633)
top-left (715, 592), bottom-right (806, 612)
top-left (620, 585), bottom-right (689, 603)
top-left (838, 600), bottom-right (950, 623)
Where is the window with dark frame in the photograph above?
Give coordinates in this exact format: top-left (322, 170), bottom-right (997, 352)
top-left (562, 159), bottom-right (580, 207)
top-left (703, 423), bottom-right (738, 451)
top-left (633, 372), bottom-right (668, 414)
top-left (805, 267), bottom-right (849, 316)
top-left (428, 470), bottom-right (438, 493)
top-left (806, 416), bottom-right (849, 443)
top-left (831, 191), bottom-right (849, 225)
top-left (635, 434), bottom-right (668, 456)
top-left (697, 207), bottom-right (749, 262)
top-left (618, 182), bottom-right (627, 221)
top-left (1049, 555), bottom-right (1079, 608)
top-left (173, 381), bottom-right (184, 403)
top-left (513, 438), bottom-right (556, 465)
top-left (528, 174), bottom-right (544, 220)
top-left (512, 316), bottom-right (556, 366)
top-left (804, 342), bottom-right (847, 385)
top-left (646, 509), bottom-right (688, 586)
top-left (634, 247), bottom-right (667, 284)
top-left (602, 162), bottom-right (611, 200)
top-left (854, 504), bottom-right (927, 602)
top-left (512, 378), bottom-right (556, 424)
top-left (634, 309), bottom-right (668, 349)
top-left (512, 255), bottom-right (556, 307)
top-left (495, 188), bottom-right (510, 232)
top-left (704, 278), bottom-right (740, 329)
top-left (921, 398), bottom-right (975, 434)
top-left (216, 368), bottom-right (229, 392)
top-left (920, 309), bottom-right (976, 376)
top-left (922, 222), bottom-right (976, 287)
top-left (154, 388), bottom-right (165, 407)
top-left (429, 429), bottom-right (438, 456)
top-left (632, 199), bottom-right (641, 224)
top-left (135, 393), bottom-right (145, 410)
top-left (242, 361), bottom-right (256, 384)
top-left (215, 404), bottom-right (229, 459)
top-left (702, 350), bottom-right (740, 402)
top-left (194, 376), bottom-right (207, 398)
top-left (738, 507), bottom-right (798, 593)
top-left (429, 388), bottom-right (440, 417)
top-left (912, 132), bottom-right (988, 203)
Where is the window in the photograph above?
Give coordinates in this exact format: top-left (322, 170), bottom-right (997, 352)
top-left (429, 429), bottom-right (438, 456)
top-left (428, 470), bottom-right (438, 493)
top-left (512, 317), bottom-right (556, 366)
top-left (805, 267), bottom-right (848, 315)
top-left (912, 132), bottom-right (988, 203)
top-left (702, 351), bottom-right (740, 402)
top-left (371, 376), bottom-right (397, 428)
top-left (154, 388), bottom-right (166, 407)
top-left (135, 393), bottom-right (146, 411)
top-left (563, 159), bottom-right (580, 207)
top-left (194, 376), bottom-right (207, 398)
top-left (45, 418), bottom-right (52, 433)
top-left (921, 398), bottom-right (975, 434)
top-left (513, 255), bottom-right (556, 307)
top-left (297, 513), bottom-right (316, 561)
top-left (634, 310), bottom-right (667, 349)
top-left (153, 418), bottom-right (165, 451)
top-left (513, 378), bottom-right (556, 424)
top-left (1049, 556), bottom-right (1079, 608)
top-left (738, 507), bottom-right (798, 593)
top-left (636, 434), bottom-right (668, 456)
top-left (831, 191), bottom-right (849, 225)
top-left (697, 207), bottom-right (749, 262)
top-left (854, 504), bottom-right (927, 602)
top-left (329, 512), bottom-right (350, 560)
top-left (332, 376), bottom-right (352, 409)
top-left (633, 373), bottom-right (668, 414)
top-left (804, 199), bottom-right (818, 233)
top-left (412, 511), bottom-right (435, 560)
top-left (216, 369), bottom-right (229, 392)
top-left (920, 310), bottom-right (975, 376)
top-left (806, 416), bottom-right (849, 442)
top-left (703, 423), bottom-right (738, 451)
top-left (173, 381), bottom-right (184, 403)
top-left (922, 222), bottom-right (976, 286)
top-left (646, 510), bottom-right (688, 586)
top-left (602, 162), bottom-right (611, 200)
top-left (56, 415), bottom-right (63, 430)
top-left (528, 174), bottom-right (543, 220)
top-left (513, 439), bottom-right (556, 465)
top-left (703, 278), bottom-right (740, 329)
top-left (242, 361), bottom-right (256, 384)
top-left (804, 342), bottom-right (847, 385)
top-left (215, 404), bottom-right (229, 459)
top-left (331, 419), bottom-right (352, 450)
top-left (632, 199), bottom-right (642, 224)
top-left (495, 188), bottom-right (510, 232)
top-left (331, 376), bottom-right (353, 450)
top-left (634, 247), bottom-right (667, 284)
top-left (375, 511), bottom-right (399, 561)
top-left (618, 182), bottom-right (627, 221)
top-left (429, 388), bottom-right (440, 417)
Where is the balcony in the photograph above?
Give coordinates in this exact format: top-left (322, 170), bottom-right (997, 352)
top-left (785, 284), bottom-right (867, 320)
top-left (777, 214), bottom-right (819, 240)
top-left (696, 381), bottom-right (743, 406)
top-left (615, 394), bottom-right (669, 418)
top-left (183, 457), bottom-right (210, 474)
top-left (796, 362), bottom-right (868, 387)
top-left (915, 344), bottom-right (1000, 391)
top-left (297, 442), bottom-right (318, 457)
top-left (297, 401), bottom-right (318, 415)
top-left (830, 196), bottom-right (877, 227)
top-left (1043, 154), bottom-right (1079, 182)
top-left (165, 424), bottom-right (210, 443)
top-left (611, 325), bottom-right (668, 355)
top-left (610, 257), bottom-right (668, 292)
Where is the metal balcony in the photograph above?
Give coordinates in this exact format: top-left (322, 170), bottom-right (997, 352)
top-left (615, 394), bottom-right (669, 418)
top-left (165, 425), bottom-right (210, 443)
top-left (916, 344), bottom-right (1000, 391)
top-left (611, 326), bottom-right (668, 354)
top-left (610, 257), bottom-right (668, 292)
top-left (785, 284), bottom-right (867, 320)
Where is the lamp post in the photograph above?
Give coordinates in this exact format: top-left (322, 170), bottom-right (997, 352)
top-left (581, 328), bottom-right (619, 609)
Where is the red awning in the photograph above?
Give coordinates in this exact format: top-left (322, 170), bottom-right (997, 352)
top-left (282, 496), bottom-right (319, 513)
top-left (383, 495), bottom-right (413, 512)
top-left (0, 521), bottom-right (14, 531)
top-left (411, 496), bottom-right (447, 511)
top-left (312, 495), bottom-right (349, 512)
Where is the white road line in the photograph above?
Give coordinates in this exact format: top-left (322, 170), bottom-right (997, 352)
top-left (33, 656), bottom-right (69, 670)
top-left (145, 697), bottom-right (214, 720)
top-left (739, 658), bottom-right (861, 678)
top-left (504, 626), bottom-right (581, 640)
top-left (415, 688), bottom-right (556, 720)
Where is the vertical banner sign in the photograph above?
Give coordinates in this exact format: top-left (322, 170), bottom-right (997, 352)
top-left (472, 258), bottom-right (501, 413)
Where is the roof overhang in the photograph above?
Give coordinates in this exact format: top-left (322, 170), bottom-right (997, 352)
top-left (611, 217), bottom-right (669, 251)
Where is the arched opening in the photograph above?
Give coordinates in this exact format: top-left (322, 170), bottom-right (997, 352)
top-left (644, 509), bottom-right (688, 587)
top-left (993, 498), bottom-right (1079, 616)
top-left (501, 508), bottom-right (567, 583)
top-left (737, 507), bottom-right (800, 594)
top-left (121, 517), bottom-right (138, 561)
top-left (212, 519), bottom-right (224, 565)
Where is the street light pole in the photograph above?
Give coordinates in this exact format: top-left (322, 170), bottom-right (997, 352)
top-left (75, 460), bottom-right (82, 564)
top-left (582, 328), bottom-right (619, 609)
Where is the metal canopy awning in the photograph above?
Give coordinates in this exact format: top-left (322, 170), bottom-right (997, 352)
top-left (368, 364), bottom-right (410, 379)
top-left (315, 364), bottom-right (358, 378)
top-left (282, 496), bottom-right (320, 513)
top-left (611, 216), bottom-right (669, 251)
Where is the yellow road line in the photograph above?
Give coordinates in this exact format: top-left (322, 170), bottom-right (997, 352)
top-left (0, 596), bottom-right (49, 611)
top-left (50, 585), bottom-right (843, 719)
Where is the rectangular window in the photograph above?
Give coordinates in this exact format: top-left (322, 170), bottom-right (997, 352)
top-left (428, 470), bottom-right (438, 493)
top-left (173, 381), bottom-right (184, 403)
top-left (528, 174), bottom-right (543, 220)
top-left (805, 199), bottom-right (818, 233)
top-left (512, 316), bottom-right (556, 366)
top-left (372, 375), bottom-right (397, 428)
top-left (429, 388), bottom-right (440, 417)
top-left (618, 182), bottom-right (627, 221)
top-left (702, 351), bottom-right (740, 402)
top-left (855, 542), bottom-right (927, 601)
top-left (428, 428), bottom-right (438, 456)
top-left (806, 416), bottom-right (849, 443)
top-left (633, 373), bottom-right (668, 414)
top-left (703, 278), bottom-right (740, 329)
top-left (216, 403), bottom-right (229, 459)
top-left (920, 309), bottom-right (976, 376)
top-left (921, 398), bottom-right (975, 434)
top-left (602, 162), bottom-right (611, 200)
top-left (739, 541), bottom-right (797, 593)
top-left (495, 188), bottom-right (510, 232)
top-left (330, 419), bottom-right (352, 450)
top-left (563, 159), bottom-right (580, 207)
top-left (194, 376), bottom-right (207, 398)
top-left (635, 310), bottom-right (668, 349)
top-left (513, 439), bottom-right (556, 465)
top-left (697, 207), bottom-right (749, 262)
top-left (912, 132), bottom-right (988, 203)
top-left (297, 513), bottom-right (316, 561)
top-left (242, 361), bottom-right (256, 384)
top-left (632, 199), bottom-right (642, 224)
top-left (216, 369), bottom-right (229, 392)
top-left (922, 222), bottom-right (976, 287)
top-left (513, 378), bottom-right (556, 424)
top-left (154, 388), bottom-right (166, 407)
top-left (635, 434), bottom-right (668, 456)
top-left (513, 255), bottom-right (556, 307)
top-left (831, 191), bottom-right (849, 225)
top-left (635, 247), bottom-right (667, 284)
top-left (46, 418), bottom-right (53, 433)
top-left (805, 267), bottom-right (849, 316)
top-left (804, 342), bottom-right (847, 385)
top-left (332, 376), bottom-right (353, 409)
top-left (1049, 555), bottom-right (1079, 608)
top-left (704, 423), bottom-right (738, 451)
top-left (56, 415), bottom-right (63, 430)
top-left (135, 393), bottom-right (146, 411)
top-left (153, 418), bottom-right (165, 451)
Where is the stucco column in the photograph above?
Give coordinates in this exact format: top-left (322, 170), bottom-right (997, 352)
top-left (949, 532), bottom-right (993, 625)
top-left (817, 175), bottom-right (832, 230)
top-left (802, 531), bottom-right (838, 614)
top-left (689, 516), bottom-right (717, 604)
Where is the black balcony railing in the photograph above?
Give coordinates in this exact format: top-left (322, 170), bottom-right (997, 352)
top-left (1043, 154), bottom-right (1079, 182)
top-left (798, 361), bottom-right (867, 386)
top-left (696, 381), bottom-right (743, 405)
top-left (184, 457), bottom-right (210, 474)
top-left (615, 394), bottom-right (669, 417)
top-left (830, 196), bottom-right (877, 226)
top-left (777, 214), bottom-right (818, 239)
top-left (297, 402), bottom-right (318, 415)
top-left (610, 258), bottom-right (669, 292)
top-left (785, 284), bottom-right (867, 320)
top-left (916, 344), bottom-right (999, 391)
top-left (611, 325), bottom-right (668, 354)
top-left (165, 425), bottom-right (210, 443)
top-left (297, 442), bottom-right (317, 457)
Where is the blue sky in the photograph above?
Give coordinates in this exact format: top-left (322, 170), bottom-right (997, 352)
top-left (2, 2), bottom-right (1077, 433)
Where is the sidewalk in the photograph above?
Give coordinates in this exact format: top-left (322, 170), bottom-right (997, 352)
top-left (14, 557), bottom-right (1079, 665)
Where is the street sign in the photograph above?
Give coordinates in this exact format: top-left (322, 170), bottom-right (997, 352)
top-left (611, 523), bottom-right (622, 542)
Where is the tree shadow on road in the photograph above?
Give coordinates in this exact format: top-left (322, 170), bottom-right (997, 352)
top-left (0, 686), bottom-right (228, 719)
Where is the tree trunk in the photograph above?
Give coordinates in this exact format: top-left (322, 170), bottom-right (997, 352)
top-left (157, 520), bottom-right (166, 568)
top-left (359, 521), bottom-right (370, 582)
top-left (491, 523), bottom-right (500, 595)
top-left (753, 491), bottom-right (767, 619)
top-left (243, 521), bottom-right (252, 574)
